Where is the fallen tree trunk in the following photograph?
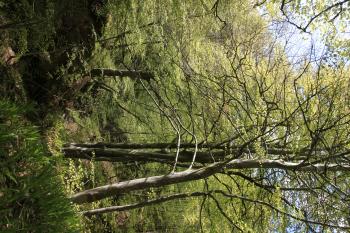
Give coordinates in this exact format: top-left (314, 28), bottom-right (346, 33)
top-left (90, 68), bottom-right (153, 81)
top-left (70, 161), bottom-right (223, 204)
top-left (64, 142), bottom-right (226, 150)
top-left (62, 143), bottom-right (298, 164)
top-left (64, 142), bottom-right (296, 154)
top-left (0, 20), bottom-right (44, 30)
top-left (70, 158), bottom-right (350, 204)
top-left (63, 145), bottom-right (226, 163)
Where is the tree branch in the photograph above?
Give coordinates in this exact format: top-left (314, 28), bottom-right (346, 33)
top-left (81, 189), bottom-right (350, 230)
top-left (70, 158), bottom-right (350, 204)
top-left (81, 191), bottom-right (208, 216)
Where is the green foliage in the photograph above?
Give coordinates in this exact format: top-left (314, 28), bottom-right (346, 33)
top-left (58, 1), bottom-right (292, 231)
top-left (0, 0), bottom-right (56, 55)
top-left (69, 0), bottom-right (350, 231)
top-left (1, 0), bottom-right (346, 232)
top-left (0, 99), bottom-right (80, 233)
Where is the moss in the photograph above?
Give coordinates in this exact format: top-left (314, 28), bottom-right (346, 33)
top-left (10, 28), bottom-right (28, 56)
top-left (0, 66), bottom-right (26, 102)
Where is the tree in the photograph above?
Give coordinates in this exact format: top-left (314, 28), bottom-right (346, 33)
top-left (65, 0), bottom-right (350, 232)
top-left (257, 0), bottom-right (350, 33)
top-left (257, 0), bottom-right (350, 64)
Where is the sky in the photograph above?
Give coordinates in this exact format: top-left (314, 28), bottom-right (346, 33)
top-left (259, 2), bottom-right (350, 67)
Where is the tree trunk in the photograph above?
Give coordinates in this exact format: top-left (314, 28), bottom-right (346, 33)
top-left (65, 142), bottom-right (226, 150)
top-left (70, 162), bottom-right (223, 204)
top-left (0, 20), bottom-right (44, 30)
top-left (90, 68), bottom-right (153, 81)
top-left (70, 158), bottom-right (350, 204)
top-left (63, 145), bottom-right (226, 163)
top-left (62, 143), bottom-right (297, 164)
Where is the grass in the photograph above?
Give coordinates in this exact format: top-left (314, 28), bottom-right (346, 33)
top-left (0, 99), bottom-right (80, 233)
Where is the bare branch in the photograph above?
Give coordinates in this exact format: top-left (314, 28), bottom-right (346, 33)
top-left (82, 191), bottom-right (208, 216)
top-left (214, 190), bottom-right (350, 230)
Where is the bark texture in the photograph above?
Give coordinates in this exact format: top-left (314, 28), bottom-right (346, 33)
top-left (70, 162), bottom-right (223, 204)
top-left (71, 158), bottom-right (350, 204)
top-left (63, 144), bottom-right (226, 163)
top-left (90, 68), bottom-right (153, 80)
top-left (62, 143), bottom-right (299, 164)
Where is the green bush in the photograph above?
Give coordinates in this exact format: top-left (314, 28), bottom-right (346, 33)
top-left (0, 99), bottom-right (79, 233)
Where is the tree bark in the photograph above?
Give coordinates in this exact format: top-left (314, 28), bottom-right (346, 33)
top-left (81, 192), bottom-right (207, 216)
top-left (90, 68), bottom-right (153, 81)
top-left (225, 158), bottom-right (350, 171)
top-left (63, 145), bottom-right (226, 163)
top-left (62, 143), bottom-right (298, 164)
top-left (64, 142), bottom-right (227, 150)
top-left (70, 158), bottom-right (350, 204)
top-left (0, 20), bottom-right (44, 30)
top-left (70, 162), bottom-right (223, 204)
